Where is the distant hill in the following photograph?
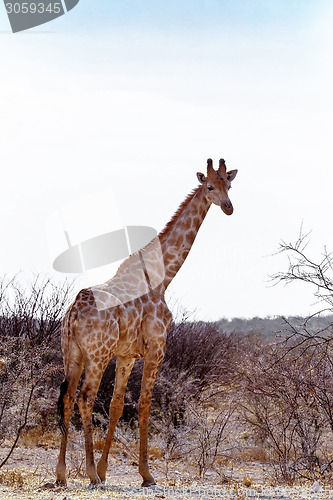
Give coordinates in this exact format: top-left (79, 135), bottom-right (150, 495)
top-left (215, 315), bottom-right (333, 339)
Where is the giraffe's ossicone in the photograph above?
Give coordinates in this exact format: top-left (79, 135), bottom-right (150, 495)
top-left (56, 158), bottom-right (238, 487)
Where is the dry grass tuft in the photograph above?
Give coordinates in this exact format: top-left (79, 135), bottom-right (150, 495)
top-left (0, 469), bottom-right (24, 487)
top-left (149, 445), bottom-right (164, 460)
top-left (93, 435), bottom-right (106, 451)
top-left (20, 427), bottom-right (60, 449)
top-left (214, 454), bottom-right (234, 467)
top-left (237, 447), bottom-right (268, 463)
top-left (243, 475), bottom-right (252, 487)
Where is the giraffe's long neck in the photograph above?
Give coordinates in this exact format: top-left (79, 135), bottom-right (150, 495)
top-left (109, 186), bottom-right (211, 302)
top-left (158, 186), bottom-right (211, 289)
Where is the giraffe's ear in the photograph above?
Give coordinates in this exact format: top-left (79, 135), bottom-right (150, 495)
top-left (197, 172), bottom-right (207, 184)
top-left (227, 170), bottom-right (238, 182)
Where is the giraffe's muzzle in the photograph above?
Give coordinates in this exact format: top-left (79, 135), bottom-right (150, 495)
top-left (221, 201), bottom-right (233, 215)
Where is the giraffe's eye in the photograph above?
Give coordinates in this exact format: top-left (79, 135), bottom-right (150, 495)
top-left (207, 185), bottom-right (214, 191)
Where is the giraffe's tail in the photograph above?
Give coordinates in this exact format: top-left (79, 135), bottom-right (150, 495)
top-left (58, 379), bottom-right (69, 436)
top-left (57, 304), bottom-right (75, 436)
top-left (58, 301), bottom-right (81, 436)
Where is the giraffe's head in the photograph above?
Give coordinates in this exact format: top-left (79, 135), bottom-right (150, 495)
top-left (197, 158), bottom-right (238, 215)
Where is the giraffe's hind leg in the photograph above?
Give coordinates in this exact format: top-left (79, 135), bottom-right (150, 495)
top-left (56, 348), bottom-right (83, 486)
top-left (76, 360), bottom-right (108, 485)
top-left (97, 356), bottom-right (135, 482)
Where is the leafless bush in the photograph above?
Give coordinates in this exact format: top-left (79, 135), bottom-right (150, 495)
top-left (153, 321), bottom-right (242, 423)
top-left (0, 337), bottom-right (60, 467)
top-left (237, 231), bottom-right (333, 484)
top-left (147, 321), bottom-right (242, 479)
top-left (240, 341), bottom-right (330, 484)
top-left (163, 321), bottom-right (241, 386)
top-left (149, 378), bottom-right (237, 480)
top-left (0, 274), bottom-right (74, 468)
top-left (0, 273), bottom-right (74, 345)
top-left (275, 230), bottom-right (333, 447)
top-left (148, 373), bottom-right (196, 479)
top-left (185, 393), bottom-right (236, 478)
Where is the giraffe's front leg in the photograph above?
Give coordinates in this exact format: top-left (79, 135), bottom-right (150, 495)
top-left (138, 357), bottom-right (163, 487)
top-left (77, 365), bottom-right (105, 486)
top-left (97, 357), bottom-right (135, 483)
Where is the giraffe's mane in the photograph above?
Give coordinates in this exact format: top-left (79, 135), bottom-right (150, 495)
top-left (159, 185), bottom-right (201, 239)
top-left (113, 185), bottom-right (201, 278)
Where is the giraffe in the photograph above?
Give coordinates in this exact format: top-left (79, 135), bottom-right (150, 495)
top-left (56, 158), bottom-right (238, 487)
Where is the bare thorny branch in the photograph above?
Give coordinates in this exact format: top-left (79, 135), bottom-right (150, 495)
top-left (271, 229), bottom-right (333, 359)
top-left (273, 229), bottom-right (333, 308)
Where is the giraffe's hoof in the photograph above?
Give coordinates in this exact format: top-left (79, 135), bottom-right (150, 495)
top-left (54, 479), bottom-right (67, 487)
top-left (97, 474), bottom-right (106, 484)
top-left (88, 480), bottom-right (105, 490)
top-left (41, 482), bottom-right (56, 489)
top-left (141, 479), bottom-right (156, 488)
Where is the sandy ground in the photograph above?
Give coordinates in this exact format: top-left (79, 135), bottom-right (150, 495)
top-left (1, 445), bottom-right (333, 499)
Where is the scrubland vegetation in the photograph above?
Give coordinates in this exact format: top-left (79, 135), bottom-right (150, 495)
top-left (0, 232), bottom-right (333, 493)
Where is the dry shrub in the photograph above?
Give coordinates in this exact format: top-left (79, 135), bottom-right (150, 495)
top-left (162, 320), bottom-right (241, 387)
top-left (68, 450), bottom-right (85, 480)
top-left (240, 340), bottom-right (333, 484)
top-left (0, 274), bottom-right (73, 469)
top-left (184, 396), bottom-right (237, 478)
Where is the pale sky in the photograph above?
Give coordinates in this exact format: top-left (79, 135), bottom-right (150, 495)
top-left (0, 1), bottom-right (332, 320)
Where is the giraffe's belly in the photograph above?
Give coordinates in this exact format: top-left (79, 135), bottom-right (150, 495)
top-left (114, 333), bottom-right (143, 358)
top-left (114, 295), bottom-right (172, 359)
top-left (114, 301), bottom-right (145, 357)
